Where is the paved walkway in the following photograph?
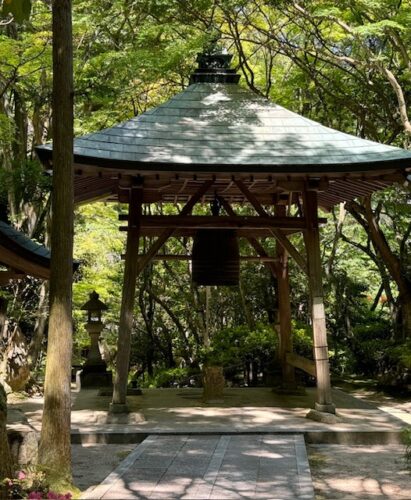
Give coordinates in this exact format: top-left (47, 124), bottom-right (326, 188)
top-left (9, 387), bottom-right (407, 445)
top-left (82, 434), bottom-right (314, 499)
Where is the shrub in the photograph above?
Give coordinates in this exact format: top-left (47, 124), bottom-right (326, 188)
top-left (139, 367), bottom-right (200, 388)
top-left (349, 318), bottom-right (393, 377)
top-left (201, 324), bottom-right (278, 385)
top-left (292, 321), bottom-right (313, 358)
top-left (402, 427), bottom-right (411, 468)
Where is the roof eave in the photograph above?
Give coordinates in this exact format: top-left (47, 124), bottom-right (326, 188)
top-left (35, 145), bottom-right (411, 177)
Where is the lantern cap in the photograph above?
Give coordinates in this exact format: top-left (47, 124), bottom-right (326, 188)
top-left (81, 291), bottom-right (108, 311)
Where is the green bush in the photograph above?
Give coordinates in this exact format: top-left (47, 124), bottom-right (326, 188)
top-left (139, 367), bottom-right (200, 388)
top-left (402, 427), bottom-right (411, 467)
top-left (201, 324), bottom-right (278, 385)
top-left (292, 321), bottom-right (313, 358)
top-left (349, 318), bottom-right (393, 376)
top-left (380, 340), bottom-right (411, 388)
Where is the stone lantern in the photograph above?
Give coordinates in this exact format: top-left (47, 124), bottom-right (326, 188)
top-left (80, 291), bottom-right (112, 388)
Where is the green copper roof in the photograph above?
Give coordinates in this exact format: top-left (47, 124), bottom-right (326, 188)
top-left (36, 83), bottom-right (411, 174)
top-left (0, 221), bottom-right (51, 261)
top-left (0, 221), bottom-right (78, 279)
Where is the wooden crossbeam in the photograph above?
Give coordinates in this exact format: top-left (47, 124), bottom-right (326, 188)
top-left (120, 215), bottom-right (314, 231)
top-left (137, 228), bottom-right (299, 238)
top-left (0, 270), bottom-right (26, 284)
top-left (136, 254), bottom-right (278, 262)
top-left (136, 180), bottom-right (214, 276)
top-left (234, 180), bottom-right (308, 275)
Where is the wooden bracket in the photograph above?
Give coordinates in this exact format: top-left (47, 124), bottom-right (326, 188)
top-left (234, 180), bottom-right (308, 275)
top-left (286, 353), bottom-right (316, 377)
top-left (136, 179), bottom-right (214, 276)
top-left (219, 197), bottom-right (278, 278)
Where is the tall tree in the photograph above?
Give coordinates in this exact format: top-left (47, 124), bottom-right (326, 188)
top-left (38, 0), bottom-right (74, 489)
top-left (0, 383), bottom-right (12, 490)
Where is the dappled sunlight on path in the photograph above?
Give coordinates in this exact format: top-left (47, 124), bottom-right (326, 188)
top-left (308, 444), bottom-right (411, 499)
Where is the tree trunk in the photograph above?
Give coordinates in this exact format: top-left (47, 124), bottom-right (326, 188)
top-left (0, 383), bottom-right (13, 488)
top-left (28, 281), bottom-right (49, 371)
top-left (358, 196), bottom-right (411, 339)
top-left (38, 0), bottom-right (74, 489)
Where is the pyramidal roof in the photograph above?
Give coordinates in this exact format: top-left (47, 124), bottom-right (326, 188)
top-left (36, 54), bottom-right (411, 175)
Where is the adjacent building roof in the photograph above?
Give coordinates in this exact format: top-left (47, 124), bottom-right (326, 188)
top-left (0, 221), bottom-right (51, 280)
top-left (0, 222), bottom-right (79, 282)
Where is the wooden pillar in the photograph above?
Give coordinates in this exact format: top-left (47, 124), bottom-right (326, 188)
top-left (111, 177), bottom-right (143, 411)
top-left (275, 205), bottom-right (296, 388)
top-left (303, 189), bottom-right (335, 413)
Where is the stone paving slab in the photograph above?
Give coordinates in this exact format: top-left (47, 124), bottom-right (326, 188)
top-left (81, 434), bottom-right (314, 500)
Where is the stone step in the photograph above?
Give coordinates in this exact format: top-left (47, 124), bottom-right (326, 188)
top-left (71, 428), bottom-right (404, 446)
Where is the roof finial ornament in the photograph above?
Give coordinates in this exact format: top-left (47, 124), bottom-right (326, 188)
top-left (189, 34), bottom-right (240, 85)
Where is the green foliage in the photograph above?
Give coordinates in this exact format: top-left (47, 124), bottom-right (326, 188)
top-left (139, 367), bottom-right (199, 388)
top-left (200, 324), bottom-right (277, 384)
top-left (348, 313), bottom-right (393, 376)
top-left (292, 321), bottom-right (313, 358)
top-left (402, 426), bottom-right (411, 468)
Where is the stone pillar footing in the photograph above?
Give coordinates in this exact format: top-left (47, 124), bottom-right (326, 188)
top-left (315, 402), bottom-right (336, 414)
top-left (109, 403), bottom-right (129, 414)
top-left (306, 408), bottom-right (341, 424)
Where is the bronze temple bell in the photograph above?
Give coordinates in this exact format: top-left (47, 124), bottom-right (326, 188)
top-left (192, 197), bottom-right (240, 286)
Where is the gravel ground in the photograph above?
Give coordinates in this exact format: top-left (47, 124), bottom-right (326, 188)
top-left (307, 444), bottom-right (411, 499)
top-left (72, 443), bottom-right (135, 493)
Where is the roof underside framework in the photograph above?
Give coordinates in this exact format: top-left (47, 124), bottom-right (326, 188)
top-left (36, 61), bottom-right (411, 211)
